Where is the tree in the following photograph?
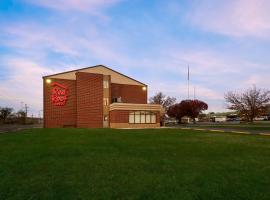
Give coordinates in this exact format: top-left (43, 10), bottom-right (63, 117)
top-left (225, 86), bottom-right (270, 122)
top-left (167, 103), bottom-right (185, 123)
top-left (167, 99), bottom-right (208, 123)
top-left (17, 110), bottom-right (27, 124)
top-left (0, 107), bottom-right (13, 124)
top-left (181, 100), bottom-right (208, 123)
top-left (149, 92), bottom-right (176, 112)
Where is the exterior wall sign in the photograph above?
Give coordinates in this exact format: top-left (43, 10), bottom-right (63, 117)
top-left (51, 82), bottom-right (68, 106)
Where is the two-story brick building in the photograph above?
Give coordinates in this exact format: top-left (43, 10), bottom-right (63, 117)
top-left (43, 65), bottom-right (163, 128)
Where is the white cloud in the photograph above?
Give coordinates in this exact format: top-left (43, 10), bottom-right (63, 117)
top-left (23, 0), bottom-right (122, 14)
top-left (1, 1), bottom-right (269, 115)
top-left (244, 74), bottom-right (270, 87)
top-left (188, 0), bottom-right (270, 38)
top-left (1, 22), bottom-right (130, 67)
top-left (0, 58), bottom-right (54, 116)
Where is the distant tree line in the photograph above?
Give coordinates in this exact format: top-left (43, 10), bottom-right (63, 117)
top-left (0, 107), bottom-right (30, 125)
top-left (149, 86), bottom-right (270, 124)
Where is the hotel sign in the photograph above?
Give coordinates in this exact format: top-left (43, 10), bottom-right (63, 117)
top-left (51, 82), bottom-right (68, 106)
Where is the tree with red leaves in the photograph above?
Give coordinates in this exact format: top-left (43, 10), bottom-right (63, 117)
top-left (168, 100), bottom-right (208, 123)
top-left (167, 103), bottom-right (185, 123)
top-left (185, 100), bottom-right (208, 123)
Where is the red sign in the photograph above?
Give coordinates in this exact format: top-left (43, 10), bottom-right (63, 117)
top-left (51, 82), bottom-right (68, 106)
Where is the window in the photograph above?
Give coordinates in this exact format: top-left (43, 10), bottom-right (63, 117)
top-left (151, 113), bottom-right (156, 123)
top-left (112, 97), bottom-right (122, 103)
top-left (141, 111), bottom-right (146, 123)
top-left (112, 97), bottom-right (117, 103)
top-left (129, 111), bottom-right (157, 124)
top-left (103, 98), bottom-right (109, 106)
top-left (135, 111), bottom-right (140, 123)
top-left (146, 114), bottom-right (151, 123)
top-left (129, 112), bottom-right (134, 123)
top-left (103, 80), bottom-right (109, 88)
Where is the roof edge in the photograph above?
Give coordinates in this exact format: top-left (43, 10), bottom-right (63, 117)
top-left (42, 65), bottom-right (147, 86)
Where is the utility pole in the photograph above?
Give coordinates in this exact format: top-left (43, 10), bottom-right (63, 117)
top-left (38, 110), bottom-right (43, 124)
top-left (25, 104), bottom-right (28, 124)
top-left (194, 86), bottom-right (196, 100)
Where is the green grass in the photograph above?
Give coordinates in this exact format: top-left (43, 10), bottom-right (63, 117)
top-left (0, 128), bottom-right (270, 200)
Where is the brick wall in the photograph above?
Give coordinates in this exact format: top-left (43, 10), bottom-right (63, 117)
top-left (110, 110), bottom-right (129, 123)
top-left (76, 72), bottom-right (103, 128)
top-left (111, 83), bottom-right (147, 104)
top-left (44, 79), bottom-right (76, 128)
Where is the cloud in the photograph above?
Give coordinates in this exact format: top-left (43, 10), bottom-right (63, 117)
top-left (1, 0), bottom-right (269, 115)
top-left (187, 0), bottom-right (270, 38)
top-left (0, 22), bottom-right (130, 68)
top-left (0, 58), bottom-right (54, 115)
top-left (23, 0), bottom-right (122, 13)
top-left (1, 18), bottom-right (267, 114)
top-left (244, 74), bottom-right (270, 87)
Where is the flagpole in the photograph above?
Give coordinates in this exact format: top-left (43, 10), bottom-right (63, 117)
top-left (188, 65), bottom-right (190, 99)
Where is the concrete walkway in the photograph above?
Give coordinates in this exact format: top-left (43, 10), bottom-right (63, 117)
top-left (178, 127), bottom-right (270, 136)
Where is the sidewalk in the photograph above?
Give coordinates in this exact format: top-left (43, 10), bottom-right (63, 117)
top-left (178, 127), bottom-right (270, 136)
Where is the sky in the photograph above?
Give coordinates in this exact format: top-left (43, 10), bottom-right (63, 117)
top-left (1, 0), bottom-right (270, 117)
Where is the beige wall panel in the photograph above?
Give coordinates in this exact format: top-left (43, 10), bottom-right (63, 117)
top-left (47, 66), bottom-right (145, 86)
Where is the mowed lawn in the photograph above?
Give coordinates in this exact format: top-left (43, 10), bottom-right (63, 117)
top-left (0, 128), bottom-right (270, 200)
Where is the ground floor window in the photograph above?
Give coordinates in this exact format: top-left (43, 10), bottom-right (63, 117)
top-left (129, 111), bottom-right (156, 124)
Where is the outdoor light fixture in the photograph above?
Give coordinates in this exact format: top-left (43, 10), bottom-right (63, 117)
top-left (46, 79), bottom-right (52, 84)
top-left (142, 86), bottom-right (147, 91)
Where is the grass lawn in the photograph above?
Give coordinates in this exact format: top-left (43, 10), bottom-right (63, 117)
top-left (0, 128), bottom-right (270, 200)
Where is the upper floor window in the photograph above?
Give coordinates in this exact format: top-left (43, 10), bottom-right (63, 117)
top-left (112, 97), bottom-right (122, 103)
top-left (103, 80), bottom-right (109, 88)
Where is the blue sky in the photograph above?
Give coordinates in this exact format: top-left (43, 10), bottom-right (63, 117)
top-left (1, 0), bottom-right (270, 116)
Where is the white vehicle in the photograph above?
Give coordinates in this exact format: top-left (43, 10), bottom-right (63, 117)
top-left (214, 116), bottom-right (227, 122)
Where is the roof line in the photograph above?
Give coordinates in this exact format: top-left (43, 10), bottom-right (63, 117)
top-left (42, 64), bottom-right (147, 86)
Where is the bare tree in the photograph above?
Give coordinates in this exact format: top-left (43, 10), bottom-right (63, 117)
top-left (149, 92), bottom-right (176, 112)
top-left (0, 107), bottom-right (13, 124)
top-left (225, 86), bottom-right (270, 122)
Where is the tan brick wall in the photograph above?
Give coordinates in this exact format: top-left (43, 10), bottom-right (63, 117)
top-left (44, 78), bottom-right (77, 128)
top-left (76, 72), bottom-right (103, 128)
top-left (111, 83), bottom-right (147, 104)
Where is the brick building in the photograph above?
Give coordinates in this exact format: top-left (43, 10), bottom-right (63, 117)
top-left (43, 65), bottom-right (163, 128)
